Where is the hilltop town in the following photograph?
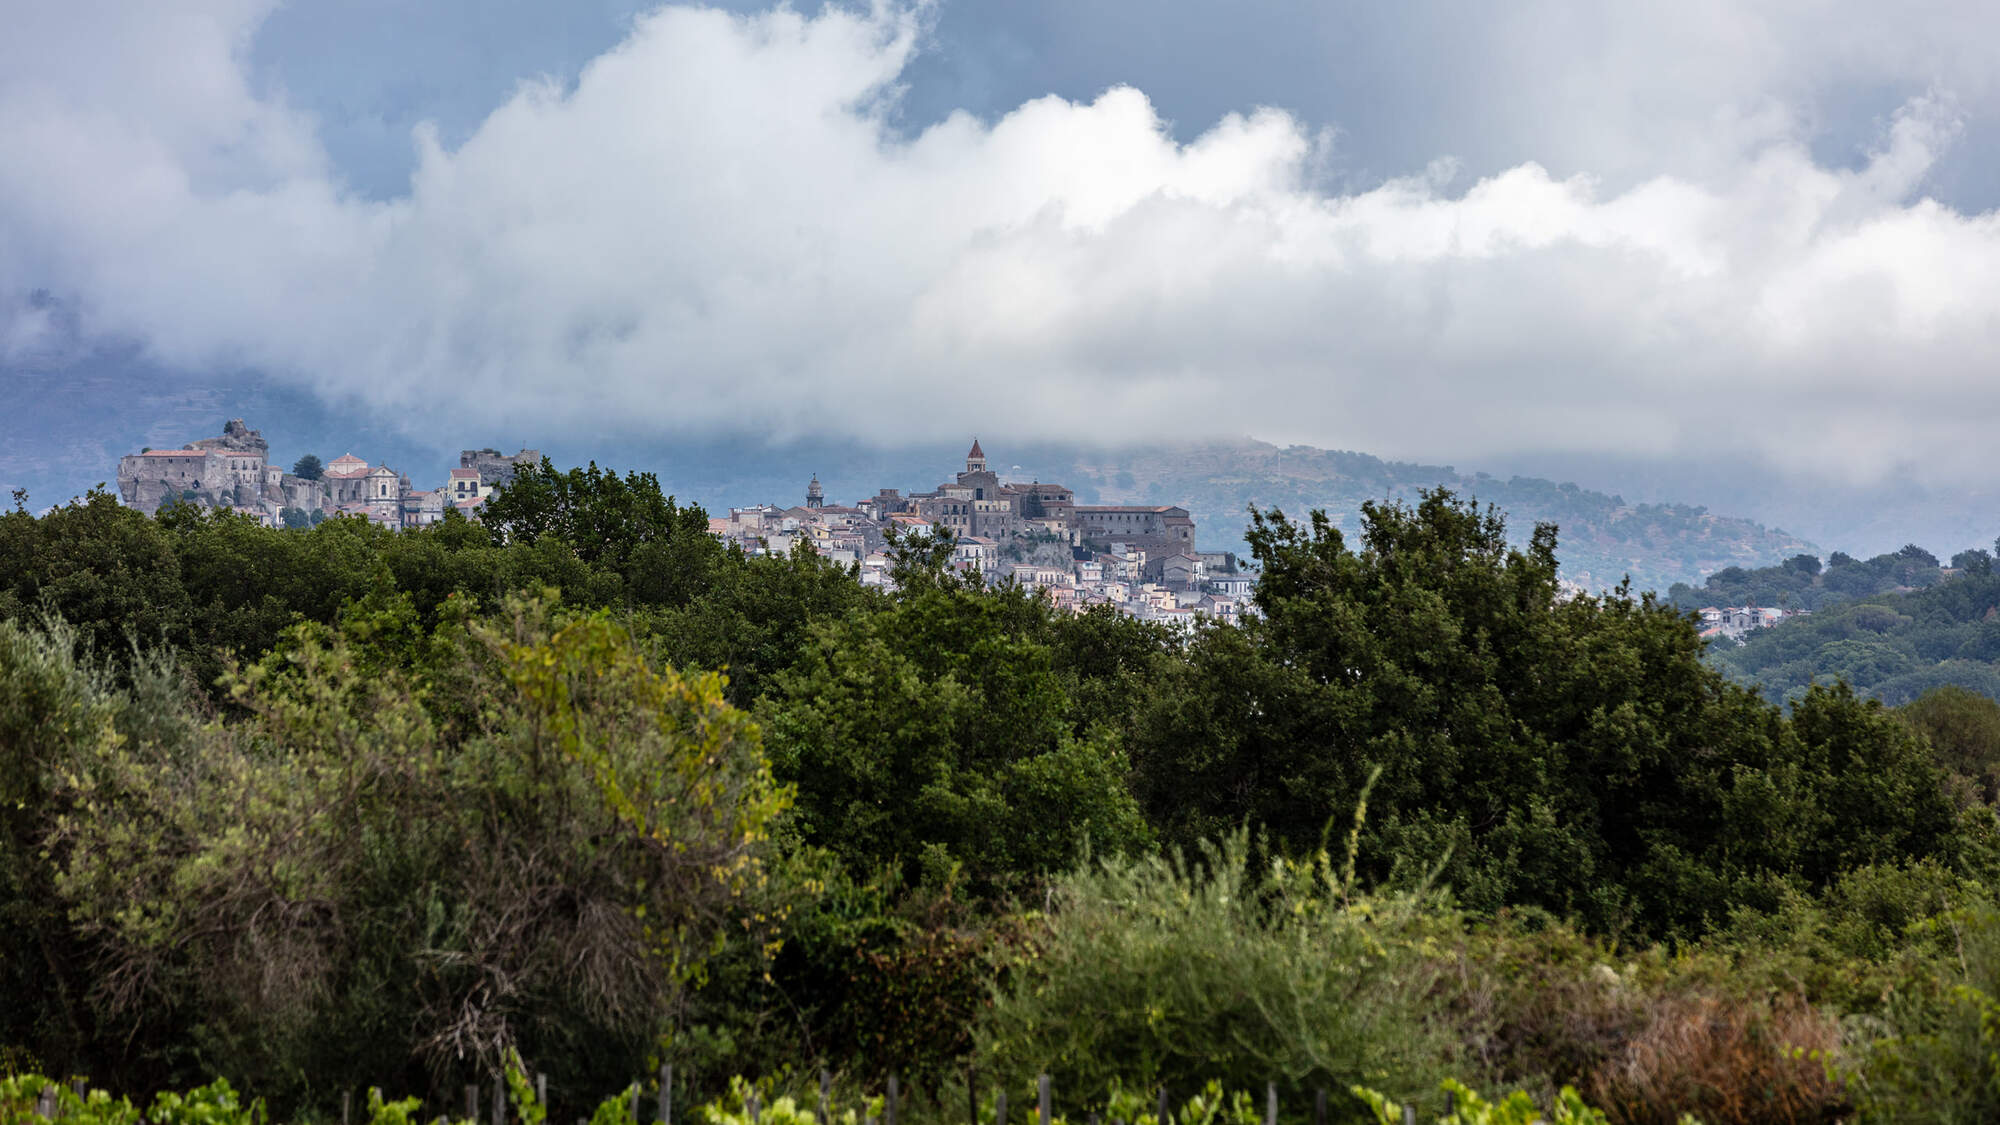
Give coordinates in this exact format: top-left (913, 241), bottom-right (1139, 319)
top-left (116, 419), bottom-right (538, 529)
top-left (710, 439), bottom-right (1255, 625)
top-left (116, 427), bottom-right (1253, 624)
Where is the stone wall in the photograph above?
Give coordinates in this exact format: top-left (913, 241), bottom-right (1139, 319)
top-left (460, 447), bottom-right (542, 487)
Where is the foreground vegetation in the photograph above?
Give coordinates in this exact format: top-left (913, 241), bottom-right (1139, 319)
top-left (7, 469), bottom-right (2000, 1122)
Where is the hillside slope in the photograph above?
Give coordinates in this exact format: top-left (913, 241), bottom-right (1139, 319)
top-left (1019, 438), bottom-right (1813, 592)
top-left (1716, 570), bottom-right (2000, 704)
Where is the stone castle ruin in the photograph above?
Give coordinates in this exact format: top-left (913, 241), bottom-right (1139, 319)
top-left (117, 420), bottom-right (538, 530)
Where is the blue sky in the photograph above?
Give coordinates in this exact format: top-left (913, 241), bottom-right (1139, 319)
top-left (5, 0), bottom-right (2000, 528)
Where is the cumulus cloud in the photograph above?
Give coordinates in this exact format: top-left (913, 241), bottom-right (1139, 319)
top-left (3, 1), bottom-right (1998, 481)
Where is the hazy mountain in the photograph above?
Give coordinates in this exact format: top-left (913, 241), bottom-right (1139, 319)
top-left (1472, 450), bottom-right (2000, 566)
top-left (990, 439), bottom-right (1814, 592)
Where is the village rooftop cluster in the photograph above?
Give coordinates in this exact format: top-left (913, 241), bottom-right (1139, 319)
top-left (708, 440), bottom-right (1256, 624)
top-left (116, 420), bottom-right (537, 529)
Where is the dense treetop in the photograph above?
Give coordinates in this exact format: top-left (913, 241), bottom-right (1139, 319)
top-left (1666, 543), bottom-right (1993, 613)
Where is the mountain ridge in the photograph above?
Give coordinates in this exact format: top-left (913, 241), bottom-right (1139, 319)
top-left (1006, 436), bottom-right (1814, 592)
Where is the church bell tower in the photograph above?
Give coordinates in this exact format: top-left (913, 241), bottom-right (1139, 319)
top-left (965, 437), bottom-right (987, 474)
top-left (806, 473), bottom-right (824, 509)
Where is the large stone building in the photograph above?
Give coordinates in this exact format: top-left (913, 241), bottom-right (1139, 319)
top-left (899, 439), bottom-right (1195, 556)
top-left (461, 447), bottom-right (543, 487)
top-left (116, 421), bottom-right (538, 531)
top-left (1072, 504), bottom-right (1196, 557)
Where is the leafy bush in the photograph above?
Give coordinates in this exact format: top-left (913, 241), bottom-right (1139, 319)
top-left (1849, 903), bottom-right (2000, 1123)
top-left (694, 1077), bottom-right (879, 1125)
top-left (1102, 1080), bottom-right (1262, 1125)
top-left (0, 1075), bottom-right (260, 1125)
top-left (1353, 1079), bottom-right (1607, 1125)
top-left (977, 831), bottom-right (1462, 1118)
top-left (17, 597), bottom-right (789, 1103)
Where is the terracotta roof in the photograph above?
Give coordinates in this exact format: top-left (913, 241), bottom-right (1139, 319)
top-left (449, 468), bottom-right (480, 479)
top-left (967, 437), bottom-right (984, 459)
top-left (138, 449), bottom-right (210, 457)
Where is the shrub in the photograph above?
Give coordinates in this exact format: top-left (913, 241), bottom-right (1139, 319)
top-left (0, 1075), bottom-right (258, 1125)
top-left (1450, 918), bottom-right (1850, 1125)
top-left (40, 597), bottom-right (789, 1103)
top-left (1582, 994), bottom-right (1845, 1125)
top-left (1353, 1078), bottom-right (1607, 1125)
top-left (1850, 903), bottom-right (2000, 1123)
top-left (976, 831), bottom-right (1462, 1118)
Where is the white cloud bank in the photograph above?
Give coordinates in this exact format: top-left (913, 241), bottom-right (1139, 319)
top-left (3, 1), bottom-right (1998, 480)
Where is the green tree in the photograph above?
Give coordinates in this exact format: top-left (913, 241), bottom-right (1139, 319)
top-left (760, 579), bottom-right (1149, 892)
top-left (1786, 683), bottom-right (1963, 882)
top-left (1952, 548), bottom-right (1993, 576)
top-left (638, 538), bottom-right (874, 707)
top-left (1901, 684), bottom-right (2000, 803)
top-left (0, 487), bottom-right (193, 660)
top-left (1126, 490), bottom-right (1973, 938)
top-left (480, 459), bottom-right (690, 565)
top-left (291, 454), bottom-right (324, 480)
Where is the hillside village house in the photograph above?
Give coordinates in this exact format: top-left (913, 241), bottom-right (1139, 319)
top-left (117, 421), bottom-right (537, 531)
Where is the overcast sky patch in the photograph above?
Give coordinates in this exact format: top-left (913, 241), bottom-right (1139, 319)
top-left (3, 0), bottom-right (1998, 483)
